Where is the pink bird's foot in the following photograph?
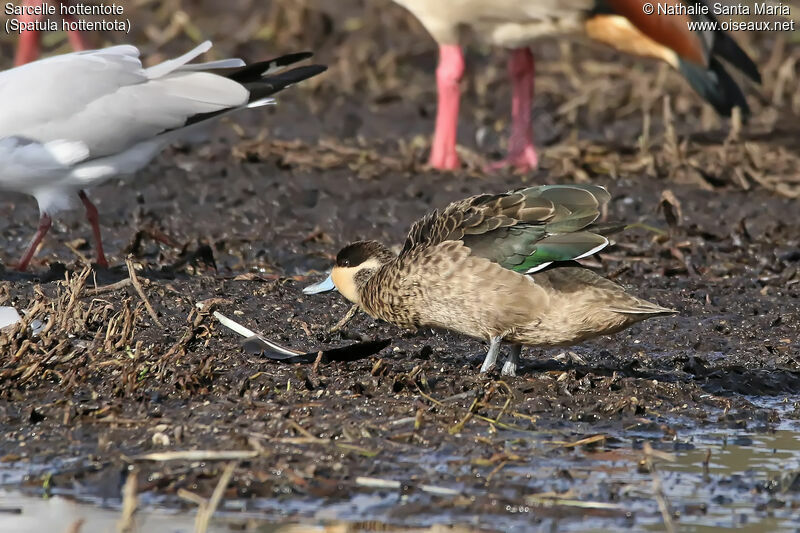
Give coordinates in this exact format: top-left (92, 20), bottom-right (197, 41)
top-left (79, 190), bottom-right (109, 268)
top-left (487, 144), bottom-right (539, 173)
top-left (428, 44), bottom-right (465, 171)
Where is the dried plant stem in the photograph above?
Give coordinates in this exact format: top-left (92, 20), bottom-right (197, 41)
top-left (193, 461), bottom-right (237, 533)
top-left (329, 304), bottom-right (359, 333)
top-left (125, 256), bottom-right (163, 328)
top-left (116, 469), bottom-right (138, 533)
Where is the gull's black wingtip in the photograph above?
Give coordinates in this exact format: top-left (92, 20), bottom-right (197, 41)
top-left (242, 64), bottom-right (327, 102)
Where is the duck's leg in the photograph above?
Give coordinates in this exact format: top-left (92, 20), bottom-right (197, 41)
top-left (488, 47), bottom-right (538, 172)
top-left (429, 44), bottom-right (464, 170)
top-left (78, 190), bottom-right (109, 268)
top-left (479, 336), bottom-right (503, 373)
top-left (16, 213), bottom-right (52, 271)
top-left (501, 344), bottom-right (522, 377)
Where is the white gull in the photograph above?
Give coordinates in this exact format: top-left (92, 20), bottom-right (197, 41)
top-left (0, 41), bottom-right (325, 270)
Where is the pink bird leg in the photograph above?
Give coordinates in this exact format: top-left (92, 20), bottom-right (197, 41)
top-left (489, 47), bottom-right (539, 172)
top-left (79, 190), bottom-right (109, 268)
top-left (14, 0), bottom-right (90, 66)
top-left (429, 44), bottom-right (464, 171)
top-left (15, 213), bottom-right (52, 271)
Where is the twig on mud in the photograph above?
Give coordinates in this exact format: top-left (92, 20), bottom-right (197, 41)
top-left (416, 386), bottom-right (534, 434)
top-left (117, 469), bottom-right (138, 533)
top-left (356, 476), bottom-right (460, 496)
top-left (64, 241), bottom-right (90, 266)
top-left (485, 460), bottom-right (508, 484)
top-left (64, 519), bottom-right (85, 533)
top-left (624, 222), bottom-right (669, 237)
top-left (59, 268), bottom-right (91, 329)
top-left (261, 422), bottom-right (379, 456)
top-left (449, 397), bottom-right (479, 435)
top-left (158, 299), bottom-right (227, 365)
top-left (559, 434), bottom-right (607, 448)
top-left (130, 450), bottom-right (258, 462)
top-left (727, 106), bottom-right (742, 143)
top-left (388, 417), bottom-right (417, 426)
top-left (88, 278), bottom-right (132, 295)
top-left (356, 476), bottom-right (400, 489)
top-left (125, 257), bottom-right (163, 328)
top-left (525, 496), bottom-right (624, 510)
top-left (329, 304), bottom-right (359, 333)
top-left (643, 442), bottom-right (677, 533)
top-left (177, 489), bottom-right (207, 508)
top-left (311, 350), bottom-right (324, 373)
top-left (289, 419), bottom-right (317, 440)
top-left (194, 462), bottom-right (237, 533)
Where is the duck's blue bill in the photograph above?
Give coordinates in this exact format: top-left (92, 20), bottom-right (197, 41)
top-left (303, 273), bottom-right (336, 294)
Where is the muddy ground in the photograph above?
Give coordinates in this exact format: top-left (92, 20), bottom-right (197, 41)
top-left (1, 1), bottom-right (800, 531)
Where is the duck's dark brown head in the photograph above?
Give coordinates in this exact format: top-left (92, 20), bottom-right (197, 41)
top-left (331, 241), bottom-right (394, 304)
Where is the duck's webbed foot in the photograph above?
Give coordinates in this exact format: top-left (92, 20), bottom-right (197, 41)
top-left (479, 336), bottom-right (503, 373)
top-left (501, 344), bottom-right (522, 377)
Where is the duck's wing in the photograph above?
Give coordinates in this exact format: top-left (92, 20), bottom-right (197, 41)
top-left (402, 184), bottom-right (613, 273)
top-left (0, 42), bottom-right (325, 161)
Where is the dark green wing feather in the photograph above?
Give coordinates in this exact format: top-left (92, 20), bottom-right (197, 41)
top-left (401, 184), bottom-right (613, 273)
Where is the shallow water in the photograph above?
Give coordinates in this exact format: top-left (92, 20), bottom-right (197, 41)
top-left (0, 492), bottom-right (200, 533)
top-left (3, 397), bottom-right (800, 532)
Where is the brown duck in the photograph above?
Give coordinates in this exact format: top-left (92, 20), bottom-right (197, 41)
top-left (304, 185), bottom-right (676, 376)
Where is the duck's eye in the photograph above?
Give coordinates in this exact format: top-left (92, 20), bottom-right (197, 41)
top-left (342, 260), bottom-right (350, 267)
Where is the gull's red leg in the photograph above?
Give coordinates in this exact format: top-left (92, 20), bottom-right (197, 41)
top-left (78, 191), bottom-right (109, 268)
top-left (429, 44), bottom-right (464, 171)
top-left (489, 47), bottom-right (539, 172)
top-left (16, 213), bottom-right (52, 271)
